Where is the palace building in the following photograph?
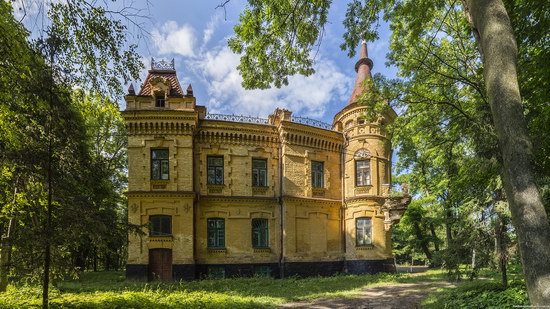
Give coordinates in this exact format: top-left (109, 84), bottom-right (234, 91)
top-left (123, 42), bottom-right (411, 281)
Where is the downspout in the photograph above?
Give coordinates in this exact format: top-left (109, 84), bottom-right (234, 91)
top-left (341, 134), bottom-right (348, 272)
top-left (278, 133), bottom-right (285, 278)
top-left (192, 120), bottom-right (200, 275)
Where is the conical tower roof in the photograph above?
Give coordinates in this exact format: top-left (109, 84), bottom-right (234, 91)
top-left (348, 41), bottom-right (374, 105)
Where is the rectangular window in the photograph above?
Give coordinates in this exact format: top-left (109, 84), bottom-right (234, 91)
top-left (356, 217), bottom-right (372, 246)
top-left (207, 156), bottom-right (224, 185)
top-left (155, 95), bottom-right (165, 108)
top-left (252, 218), bottom-right (269, 248)
top-left (150, 215), bottom-right (172, 236)
top-left (254, 265), bottom-right (271, 277)
top-left (311, 161), bottom-right (324, 188)
top-left (207, 218), bottom-right (225, 248)
top-left (151, 149), bottom-right (169, 180)
top-left (355, 160), bottom-right (370, 186)
top-left (252, 159), bottom-right (267, 187)
top-left (207, 266), bottom-right (225, 279)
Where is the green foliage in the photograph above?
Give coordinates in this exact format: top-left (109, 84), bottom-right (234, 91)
top-left (228, 0), bottom-right (330, 89)
top-left (422, 280), bottom-right (529, 309)
top-left (40, 0), bottom-right (143, 98)
top-left (0, 270), bottom-right (448, 308)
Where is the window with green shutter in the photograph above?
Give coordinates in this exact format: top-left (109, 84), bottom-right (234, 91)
top-left (207, 218), bottom-right (225, 248)
top-left (252, 218), bottom-right (269, 248)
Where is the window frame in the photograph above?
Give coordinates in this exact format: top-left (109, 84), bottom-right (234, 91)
top-left (149, 215), bottom-right (172, 237)
top-left (252, 158), bottom-right (268, 187)
top-left (355, 160), bottom-right (371, 187)
top-left (311, 161), bottom-right (324, 188)
top-left (251, 218), bottom-right (269, 248)
top-left (356, 217), bottom-right (372, 246)
top-left (151, 149), bottom-right (169, 180)
top-left (207, 156), bottom-right (224, 185)
top-left (207, 218), bottom-right (225, 248)
top-left (155, 92), bottom-right (165, 108)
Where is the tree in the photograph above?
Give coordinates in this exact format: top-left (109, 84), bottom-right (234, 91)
top-left (228, 0), bottom-right (550, 304)
top-left (2, 2), bottom-right (144, 307)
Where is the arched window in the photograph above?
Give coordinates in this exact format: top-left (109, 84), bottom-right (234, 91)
top-left (356, 217), bottom-right (372, 246)
top-left (354, 149), bottom-right (371, 186)
top-left (355, 160), bottom-right (371, 186)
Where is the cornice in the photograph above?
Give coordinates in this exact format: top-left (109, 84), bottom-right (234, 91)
top-left (125, 191), bottom-right (195, 198)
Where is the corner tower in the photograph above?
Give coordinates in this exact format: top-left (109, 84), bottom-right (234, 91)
top-left (333, 42), bottom-right (410, 273)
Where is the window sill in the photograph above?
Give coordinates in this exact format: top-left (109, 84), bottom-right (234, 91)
top-left (252, 186), bottom-right (269, 195)
top-left (149, 235), bottom-right (173, 240)
top-left (253, 247), bottom-right (271, 253)
top-left (354, 186), bottom-right (372, 195)
top-left (356, 244), bottom-right (374, 250)
top-left (207, 184), bottom-right (225, 194)
top-left (312, 187), bottom-right (326, 197)
top-left (151, 180), bottom-right (169, 190)
top-left (207, 248), bottom-right (227, 254)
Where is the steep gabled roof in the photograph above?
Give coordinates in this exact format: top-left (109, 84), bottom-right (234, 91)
top-left (137, 59), bottom-right (184, 96)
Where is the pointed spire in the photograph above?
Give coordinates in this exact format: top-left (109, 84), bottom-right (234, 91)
top-left (128, 83), bottom-right (135, 95)
top-left (186, 84), bottom-right (194, 96)
top-left (348, 40), bottom-right (374, 105)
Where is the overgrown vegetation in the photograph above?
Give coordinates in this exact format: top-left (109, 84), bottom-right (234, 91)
top-left (0, 269), bottom-right (531, 308)
top-left (0, 271), bottom-right (440, 308)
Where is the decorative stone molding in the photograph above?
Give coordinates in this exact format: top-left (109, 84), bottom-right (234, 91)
top-left (381, 189), bottom-right (412, 231)
top-left (356, 244), bottom-right (375, 250)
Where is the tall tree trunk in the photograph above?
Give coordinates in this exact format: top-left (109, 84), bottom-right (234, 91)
top-left (413, 221), bottom-right (433, 263)
top-left (429, 223), bottom-right (440, 252)
top-left (0, 216), bottom-right (16, 292)
top-left (496, 214), bottom-right (508, 288)
top-left (464, 0), bottom-right (550, 304)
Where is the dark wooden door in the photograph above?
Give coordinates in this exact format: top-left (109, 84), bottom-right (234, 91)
top-left (148, 249), bottom-right (172, 281)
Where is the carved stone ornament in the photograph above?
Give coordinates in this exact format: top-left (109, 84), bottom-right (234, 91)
top-left (354, 149), bottom-right (371, 160)
top-left (130, 203), bottom-right (138, 213)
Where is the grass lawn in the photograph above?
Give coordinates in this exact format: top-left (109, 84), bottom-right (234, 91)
top-left (0, 270), bottom-right (448, 308)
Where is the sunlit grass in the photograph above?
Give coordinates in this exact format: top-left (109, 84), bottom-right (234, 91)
top-left (0, 269), bottom-right (447, 308)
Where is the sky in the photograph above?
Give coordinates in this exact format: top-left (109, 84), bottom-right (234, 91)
top-left (128, 0), bottom-right (397, 125)
top-left (13, 0), bottom-right (397, 125)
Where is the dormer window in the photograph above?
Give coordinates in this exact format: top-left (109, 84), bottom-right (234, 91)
top-left (155, 93), bottom-right (165, 108)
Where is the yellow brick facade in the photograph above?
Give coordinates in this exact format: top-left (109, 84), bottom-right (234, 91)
top-left (124, 51), bottom-right (410, 281)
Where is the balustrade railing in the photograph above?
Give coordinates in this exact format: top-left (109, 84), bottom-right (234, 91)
top-left (204, 113), bottom-right (334, 130)
top-left (205, 113), bottom-right (269, 124)
top-left (291, 116), bottom-right (333, 130)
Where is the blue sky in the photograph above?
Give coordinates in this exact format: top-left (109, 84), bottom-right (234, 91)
top-left (130, 0), bottom-right (397, 124)
top-left (14, 0), bottom-right (397, 125)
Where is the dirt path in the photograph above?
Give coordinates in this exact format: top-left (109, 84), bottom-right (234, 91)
top-left (279, 281), bottom-right (457, 309)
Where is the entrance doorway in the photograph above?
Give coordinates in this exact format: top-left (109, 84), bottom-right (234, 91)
top-left (148, 249), bottom-right (172, 281)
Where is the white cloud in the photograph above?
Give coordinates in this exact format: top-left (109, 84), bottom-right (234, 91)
top-left (152, 21), bottom-right (196, 57)
top-left (189, 46), bottom-right (351, 119)
top-left (202, 13), bottom-right (222, 48)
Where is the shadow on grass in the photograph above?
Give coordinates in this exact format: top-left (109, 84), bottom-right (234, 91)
top-left (1, 269), bottom-right (451, 308)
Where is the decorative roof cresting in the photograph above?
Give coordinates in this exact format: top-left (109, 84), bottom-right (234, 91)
top-left (151, 58), bottom-right (175, 71)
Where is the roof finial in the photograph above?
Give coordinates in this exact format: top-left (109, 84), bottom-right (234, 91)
top-left (128, 83), bottom-right (135, 95)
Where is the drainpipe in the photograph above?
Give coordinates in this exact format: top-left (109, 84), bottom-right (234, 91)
top-left (192, 119), bottom-right (200, 277)
top-left (341, 133), bottom-right (348, 272)
top-left (278, 134), bottom-right (285, 279)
